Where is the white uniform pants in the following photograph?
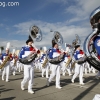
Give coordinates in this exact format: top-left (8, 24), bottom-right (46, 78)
top-left (10, 62), bottom-right (17, 75)
top-left (34, 61), bottom-right (39, 69)
top-left (41, 63), bottom-right (49, 78)
top-left (2, 62), bottom-right (10, 81)
top-left (38, 62), bottom-right (42, 71)
top-left (84, 62), bottom-right (89, 74)
top-left (16, 61), bottom-right (20, 71)
top-left (48, 64), bottom-right (61, 87)
top-left (61, 62), bottom-right (71, 76)
top-left (21, 63), bottom-right (34, 91)
top-left (72, 63), bottom-right (84, 83)
top-left (17, 62), bottom-right (23, 72)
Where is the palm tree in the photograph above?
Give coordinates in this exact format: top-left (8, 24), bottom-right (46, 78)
top-left (0, 46), bottom-right (4, 51)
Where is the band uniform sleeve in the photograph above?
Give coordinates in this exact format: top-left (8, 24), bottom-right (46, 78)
top-left (19, 47), bottom-right (25, 59)
top-left (74, 51), bottom-right (80, 60)
top-left (40, 54), bottom-right (43, 61)
top-left (49, 49), bottom-right (53, 59)
top-left (77, 54), bottom-right (83, 59)
top-left (74, 51), bottom-right (83, 60)
top-left (64, 56), bottom-right (68, 62)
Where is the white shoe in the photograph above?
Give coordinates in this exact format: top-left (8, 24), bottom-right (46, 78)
top-left (71, 79), bottom-right (74, 83)
top-left (28, 90), bottom-right (34, 94)
top-left (42, 76), bottom-right (44, 77)
top-left (93, 71), bottom-right (95, 73)
top-left (56, 86), bottom-right (62, 89)
top-left (63, 73), bottom-right (65, 76)
top-left (79, 83), bottom-right (85, 85)
top-left (21, 85), bottom-right (25, 90)
top-left (69, 74), bottom-right (72, 76)
top-left (13, 72), bottom-right (16, 76)
top-left (13, 73), bottom-right (15, 76)
top-left (2, 78), bottom-right (4, 81)
top-left (6, 80), bottom-right (9, 82)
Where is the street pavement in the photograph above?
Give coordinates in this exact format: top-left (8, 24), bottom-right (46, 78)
top-left (0, 70), bottom-right (100, 100)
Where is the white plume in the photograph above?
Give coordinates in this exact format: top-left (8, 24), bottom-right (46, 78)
top-left (6, 42), bottom-right (10, 50)
top-left (12, 49), bottom-right (15, 54)
top-left (43, 46), bottom-right (47, 52)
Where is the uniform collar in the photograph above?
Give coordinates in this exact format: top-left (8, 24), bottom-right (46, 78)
top-left (26, 45), bottom-right (31, 47)
top-left (76, 50), bottom-right (80, 52)
top-left (53, 47), bottom-right (58, 49)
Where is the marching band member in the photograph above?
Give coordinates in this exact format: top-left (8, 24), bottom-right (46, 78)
top-left (39, 51), bottom-right (44, 71)
top-left (15, 50), bottom-right (23, 72)
top-left (40, 46), bottom-right (49, 78)
top-left (16, 59), bottom-right (20, 72)
top-left (71, 45), bottom-right (85, 85)
top-left (61, 46), bottom-right (72, 76)
top-left (34, 56), bottom-right (39, 69)
top-left (19, 37), bottom-right (40, 94)
top-left (84, 61), bottom-right (96, 74)
top-left (46, 40), bottom-right (65, 89)
top-left (1, 42), bottom-right (12, 82)
top-left (17, 61), bottom-right (24, 72)
top-left (10, 49), bottom-right (18, 76)
top-left (36, 53), bottom-right (42, 72)
top-left (83, 61), bottom-right (90, 74)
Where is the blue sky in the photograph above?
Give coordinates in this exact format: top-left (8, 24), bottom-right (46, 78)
top-left (0, 0), bottom-right (100, 51)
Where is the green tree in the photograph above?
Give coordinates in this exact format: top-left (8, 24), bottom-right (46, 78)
top-left (0, 46), bottom-right (4, 51)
